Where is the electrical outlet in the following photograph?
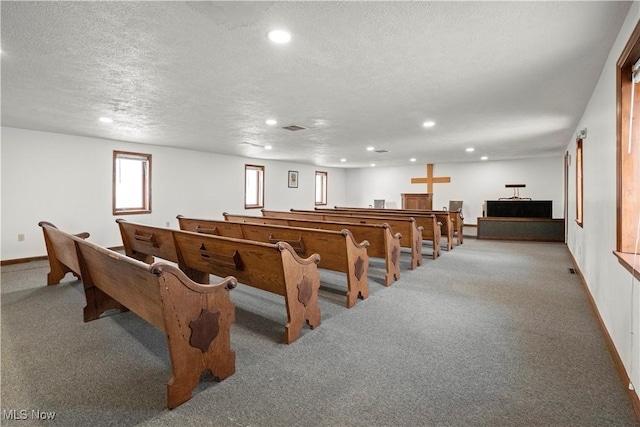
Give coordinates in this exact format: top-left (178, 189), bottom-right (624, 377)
top-left (17, 233), bottom-right (25, 242)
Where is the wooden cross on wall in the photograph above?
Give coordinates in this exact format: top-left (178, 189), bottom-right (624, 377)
top-left (411, 163), bottom-right (451, 193)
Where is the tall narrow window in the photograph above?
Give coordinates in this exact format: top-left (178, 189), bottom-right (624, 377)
top-left (315, 171), bottom-right (328, 206)
top-left (113, 151), bottom-right (151, 215)
top-left (616, 20), bottom-right (640, 277)
top-left (245, 164), bottom-right (265, 209)
top-left (576, 138), bottom-right (584, 227)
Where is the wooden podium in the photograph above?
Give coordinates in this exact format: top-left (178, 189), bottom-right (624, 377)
top-left (401, 193), bottom-right (433, 210)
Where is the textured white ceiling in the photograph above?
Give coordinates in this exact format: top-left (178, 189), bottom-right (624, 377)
top-left (0, 1), bottom-right (631, 168)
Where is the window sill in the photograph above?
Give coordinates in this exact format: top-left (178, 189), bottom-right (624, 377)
top-left (613, 251), bottom-right (640, 281)
top-left (113, 210), bottom-right (152, 216)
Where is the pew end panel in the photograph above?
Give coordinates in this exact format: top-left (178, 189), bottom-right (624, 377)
top-left (38, 221), bottom-right (90, 285)
top-left (277, 241), bottom-right (322, 344)
top-left (74, 236), bottom-right (237, 409)
top-left (382, 224), bottom-right (402, 286)
top-left (156, 264), bottom-right (237, 409)
top-left (408, 219), bottom-right (424, 270)
top-left (340, 229), bottom-right (370, 308)
top-left (436, 214), bottom-right (454, 251)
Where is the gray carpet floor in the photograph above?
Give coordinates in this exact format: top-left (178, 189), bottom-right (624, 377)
top-left (1, 235), bottom-right (638, 426)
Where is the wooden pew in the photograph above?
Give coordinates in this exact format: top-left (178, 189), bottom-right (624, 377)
top-left (223, 213), bottom-right (402, 287)
top-left (176, 215), bottom-right (370, 309)
top-left (38, 221), bottom-right (90, 285)
top-left (117, 219), bottom-right (322, 344)
top-left (334, 206), bottom-right (462, 248)
top-left (310, 208), bottom-right (442, 259)
top-left (39, 221), bottom-right (237, 409)
top-left (263, 209), bottom-right (424, 270)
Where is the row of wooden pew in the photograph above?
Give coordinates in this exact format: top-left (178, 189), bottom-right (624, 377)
top-left (38, 207), bottom-right (462, 409)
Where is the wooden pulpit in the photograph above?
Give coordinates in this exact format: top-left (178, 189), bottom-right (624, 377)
top-left (401, 193), bottom-right (433, 210)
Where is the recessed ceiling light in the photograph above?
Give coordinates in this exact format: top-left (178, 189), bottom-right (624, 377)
top-left (481, 156), bottom-right (488, 160)
top-left (265, 119), bottom-right (277, 126)
top-left (466, 147), bottom-right (475, 152)
top-left (422, 121), bottom-right (435, 128)
top-left (265, 145), bottom-right (273, 150)
top-left (99, 117), bottom-right (113, 123)
top-left (267, 30), bottom-right (291, 44)
top-left (340, 158), bottom-right (347, 162)
top-left (370, 163), bottom-right (376, 167)
top-left (366, 146), bottom-right (375, 151)
top-left (410, 158), bottom-right (416, 162)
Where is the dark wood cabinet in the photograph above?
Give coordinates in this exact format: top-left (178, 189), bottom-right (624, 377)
top-left (485, 200), bottom-right (552, 218)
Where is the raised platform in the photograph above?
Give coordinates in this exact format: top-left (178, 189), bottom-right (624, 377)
top-left (477, 217), bottom-right (565, 242)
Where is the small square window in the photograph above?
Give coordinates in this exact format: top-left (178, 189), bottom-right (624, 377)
top-left (315, 171), bottom-right (327, 206)
top-left (113, 151), bottom-right (151, 215)
top-left (245, 164), bottom-right (265, 209)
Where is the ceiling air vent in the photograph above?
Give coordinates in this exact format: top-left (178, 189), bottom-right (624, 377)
top-left (282, 124), bottom-right (306, 131)
top-left (375, 150), bottom-right (389, 153)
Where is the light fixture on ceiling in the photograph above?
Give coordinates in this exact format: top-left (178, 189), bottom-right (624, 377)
top-left (410, 158), bottom-right (416, 162)
top-left (422, 121), bottom-right (435, 128)
top-left (267, 29), bottom-right (291, 44)
top-left (99, 117), bottom-right (113, 123)
top-left (466, 147), bottom-right (475, 152)
top-left (282, 124), bottom-right (306, 131)
top-left (370, 163), bottom-right (376, 167)
top-left (366, 146), bottom-right (375, 151)
top-left (265, 119), bottom-right (277, 126)
top-left (340, 158), bottom-right (347, 162)
top-left (481, 156), bottom-right (488, 160)
top-left (265, 145), bottom-right (273, 150)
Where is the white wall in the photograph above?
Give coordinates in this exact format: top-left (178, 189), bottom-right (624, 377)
top-left (566, 2), bottom-right (640, 402)
top-left (0, 127), bottom-right (346, 260)
top-left (345, 156), bottom-right (564, 223)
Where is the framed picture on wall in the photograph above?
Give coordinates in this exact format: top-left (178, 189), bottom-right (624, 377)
top-left (288, 170), bottom-right (299, 188)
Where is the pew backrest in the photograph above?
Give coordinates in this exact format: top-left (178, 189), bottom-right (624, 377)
top-left (264, 209), bottom-right (423, 270)
top-left (117, 220), bottom-right (323, 344)
top-left (177, 215), bottom-right (370, 308)
top-left (222, 213), bottom-right (402, 286)
top-left (332, 206), bottom-right (462, 247)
